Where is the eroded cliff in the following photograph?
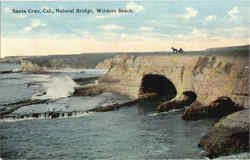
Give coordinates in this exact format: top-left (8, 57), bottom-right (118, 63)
top-left (96, 55), bottom-right (248, 107)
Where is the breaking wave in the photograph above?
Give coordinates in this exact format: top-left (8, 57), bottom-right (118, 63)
top-left (32, 76), bottom-right (79, 99)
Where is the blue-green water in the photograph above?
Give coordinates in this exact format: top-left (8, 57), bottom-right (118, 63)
top-left (1, 108), bottom-right (214, 160)
top-left (0, 63), bottom-right (215, 159)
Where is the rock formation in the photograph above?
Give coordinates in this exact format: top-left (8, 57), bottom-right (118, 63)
top-left (96, 55), bottom-right (248, 108)
top-left (0, 99), bottom-right (51, 117)
top-left (73, 85), bottom-right (106, 97)
top-left (199, 109), bottom-right (249, 158)
top-left (136, 73), bottom-right (177, 113)
top-left (157, 91), bottom-right (196, 112)
top-left (182, 96), bottom-right (244, 120)
top-left (138, 73), bottom-right (177, 99)
top-left (0, 70), bottom-right (22, 74)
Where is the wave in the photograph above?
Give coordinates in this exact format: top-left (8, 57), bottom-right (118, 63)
top-left (0, 111), bottom-right (94, 123)
top-left (214, 152), bottom-right (250, 160)
top-left (33, 68), bottom-right (108, 74)
top-left (32, 76), bottom-right (79, 99)
top-left (83, 69), bottom-right (108, 75)
top-left (148, 108), bottom-right (185, 117)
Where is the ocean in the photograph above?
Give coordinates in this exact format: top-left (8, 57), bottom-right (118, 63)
top-left (1, 62), bottom-right (244, 160)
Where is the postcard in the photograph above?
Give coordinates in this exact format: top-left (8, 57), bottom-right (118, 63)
top-left (0, 1), bottom-right (249, 159)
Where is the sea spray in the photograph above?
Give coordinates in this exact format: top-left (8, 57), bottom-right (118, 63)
top-left (32, 76), bottom-right (79, 99)
top-left (44, 76), bottom-right (79, 99)
top-left (30, 74), bottom-right (51, 82)
top-left (84, 69), bottom-right (108, 75)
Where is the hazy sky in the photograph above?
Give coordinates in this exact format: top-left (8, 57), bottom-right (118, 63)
top-left (1, 0), bottom-right (249, 57)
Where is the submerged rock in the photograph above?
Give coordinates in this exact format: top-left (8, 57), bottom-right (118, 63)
top-left (157, 91), bottom-right (197, 112)
top-left (182, 96), bottom-right (244, 120)
top-left (199, 109), bottom-right (249, 158)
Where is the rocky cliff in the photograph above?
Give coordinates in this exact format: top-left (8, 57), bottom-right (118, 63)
top-left (96, 54), bottom-right (248, 107)
top-left (20, 54), bottom-right (116, 71)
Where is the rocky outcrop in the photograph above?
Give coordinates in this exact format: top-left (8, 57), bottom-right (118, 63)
top-left (96, 55), bottom-right (248, 108)
top-left (0, 70), bottom-right (22, 74)
top-left (199, 109), bottom-right (249, 158)
top-left (182, 96), bottom-right (244, 120)
top-left (0, 92), bottom-right (159, 120)
top-left (0, 99), bottom-right (51, 116)
top-left (87, 99), bottom-right (139, 112)
top-left (138, 73), bottom-right (177, 99)
top-left (94, 49), bottom-right (249, 158)
top-left (73, 85), bottom-right (107, 97)
top-left (157, 91), bottom-right (197, 112)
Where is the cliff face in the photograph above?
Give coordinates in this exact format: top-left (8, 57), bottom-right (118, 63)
top-left (20, 54), bottom-right (116, 71)
top-left (96, 55), bottom-right (248, 107)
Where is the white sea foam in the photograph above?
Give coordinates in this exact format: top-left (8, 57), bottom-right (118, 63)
top-left (214, 152), bottom-right (250, 160)
top-left (42, 68), bottom-right (107, 75)
top-left (30, 74), bottom-right (51, 82)
top-left (83, 69), bottom-right (108, 75)
top-left (32, 76), bottom-right (79, 99)
top-left (45, 68), bottom-right (86, 73)
top-left (0, 117), bottom-right (37, 123)
top-left (148, 108), bottom-right (184, 117)
top-left (12, 68), bottom-right (22, 72)
top-left (0, 111), bottom-right (94, 123)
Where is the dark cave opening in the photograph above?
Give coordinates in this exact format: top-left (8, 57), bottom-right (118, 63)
top-left (138, 73), bottom-right (177, 101)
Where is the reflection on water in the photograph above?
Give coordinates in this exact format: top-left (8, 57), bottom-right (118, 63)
top-left (137, 101), bottom-right (160, 115)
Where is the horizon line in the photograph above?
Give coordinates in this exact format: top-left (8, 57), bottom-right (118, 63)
top-left (1, 43), bottom-right (249, 58)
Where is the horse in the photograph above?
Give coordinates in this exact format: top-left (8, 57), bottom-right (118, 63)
top-left (171, 47), bottom-right (178, 53)
top-left (178, 48), bottom-right (184, 53)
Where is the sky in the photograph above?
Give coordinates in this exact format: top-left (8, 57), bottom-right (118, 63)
top-left (0, 0), bottom-right (249, 57)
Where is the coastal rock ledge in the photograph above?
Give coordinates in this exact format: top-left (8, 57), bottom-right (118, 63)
top-left (96, 55), bottom-right (248, 108)
top-left (199, 109), bottom-right (249, 158)
top-left (182, 96), bottom-right (244, 120)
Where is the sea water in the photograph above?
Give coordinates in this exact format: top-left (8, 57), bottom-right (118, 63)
top-left (0, 63), bottom-right (217, 159)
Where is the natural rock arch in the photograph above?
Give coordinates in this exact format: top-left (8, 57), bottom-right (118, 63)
top-left (138, 73), bottom-right (177, 101)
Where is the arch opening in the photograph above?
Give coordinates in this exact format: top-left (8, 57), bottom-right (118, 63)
top-left (138, 73), bottom-right (177, 101)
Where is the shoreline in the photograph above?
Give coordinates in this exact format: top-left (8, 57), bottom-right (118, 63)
top-left (0, 44), bottom-right (249, 158)
top-left (0, 69), bottom-right (249, 158)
